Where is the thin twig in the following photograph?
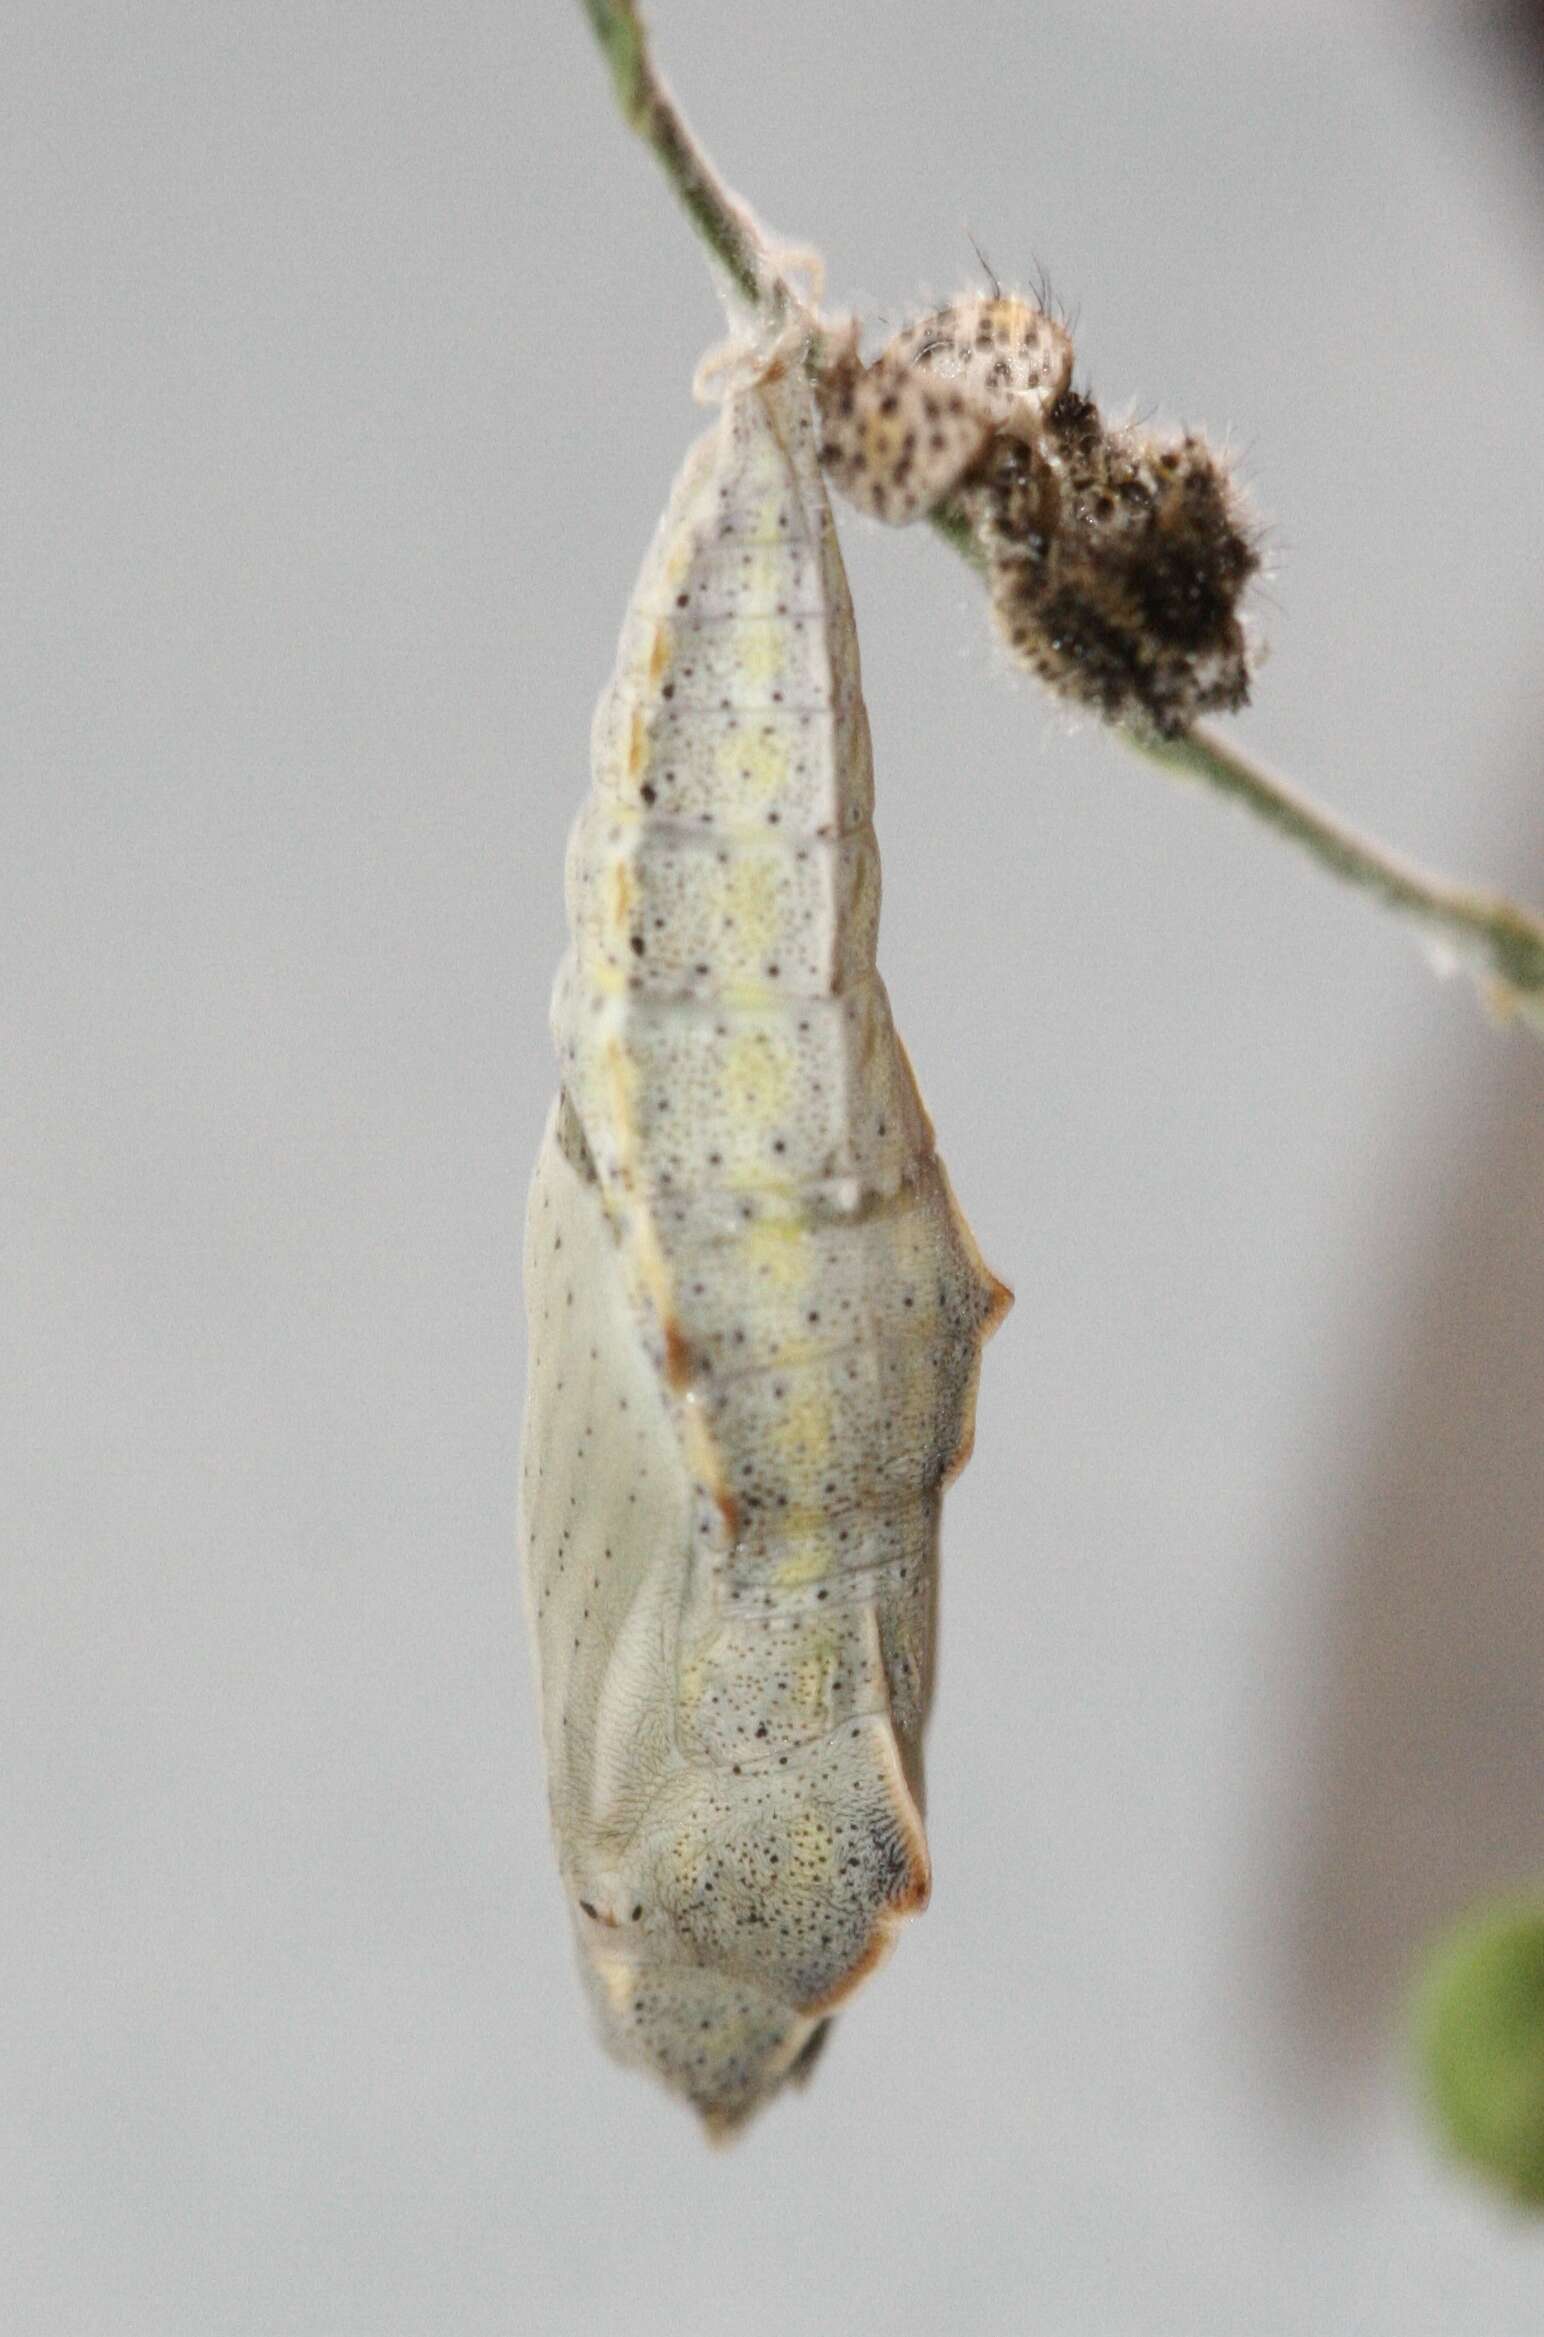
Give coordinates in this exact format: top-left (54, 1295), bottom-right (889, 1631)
top-left (578, 0), bottom-right (1544, 1034)
top-left (1137, 727), bottom-right (1544, 1027)
top-left (579, 0), bottom-right (768, 313)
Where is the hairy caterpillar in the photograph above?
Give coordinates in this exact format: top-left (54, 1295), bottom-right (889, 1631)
top-left (818, 293), bottom-right (1259, 735)
top-left (519, 335), bottom-right (1008, 2135)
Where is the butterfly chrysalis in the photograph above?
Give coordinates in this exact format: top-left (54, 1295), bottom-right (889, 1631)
top-left (520, 335), bottom-right (1007, 2135)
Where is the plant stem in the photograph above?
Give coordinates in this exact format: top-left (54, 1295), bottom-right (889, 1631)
top-left (579, 0), bottom-right (768, 314)
top-left (1136, 727), bottom-right (1544, 1028)
top-left (577, 0), bottom-right (1544, 1035)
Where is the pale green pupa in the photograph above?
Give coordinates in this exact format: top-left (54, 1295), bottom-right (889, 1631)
top-left (519, 334), bottom-right (1008, 2136)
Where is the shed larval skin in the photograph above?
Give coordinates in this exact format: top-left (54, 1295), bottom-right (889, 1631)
top-left (520, 346), bottom-right (1008, 2135)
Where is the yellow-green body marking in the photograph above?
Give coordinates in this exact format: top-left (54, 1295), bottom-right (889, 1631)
top-left (520, 344), bottom-right (1007, 2133)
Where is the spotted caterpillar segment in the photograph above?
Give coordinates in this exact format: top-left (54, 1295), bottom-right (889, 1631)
top-left (817, 292), bottom-right (1259, 735)
top-left (818, 295), bottom-right (1074, 523)
top-left (520, 340), bottom-right (1009, 2135)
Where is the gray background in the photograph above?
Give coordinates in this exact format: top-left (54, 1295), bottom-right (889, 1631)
top-left (6, 1), bottom-right (1544, 2330)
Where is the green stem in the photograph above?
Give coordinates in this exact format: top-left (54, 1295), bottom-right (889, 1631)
top-left (577, 0), bottom-right (1544, 1035)
top-left (1135, 726), bottom-right (1544, 1027)
top-left (579, 0), bottom-right (768, 314)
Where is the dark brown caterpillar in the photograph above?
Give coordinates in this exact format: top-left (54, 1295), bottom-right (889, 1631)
top-left (817, 293), bottom-right (1260, 737)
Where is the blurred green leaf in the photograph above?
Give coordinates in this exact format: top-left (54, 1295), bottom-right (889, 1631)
top-left (1413, 1900), bottom-right (1544, 2208)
